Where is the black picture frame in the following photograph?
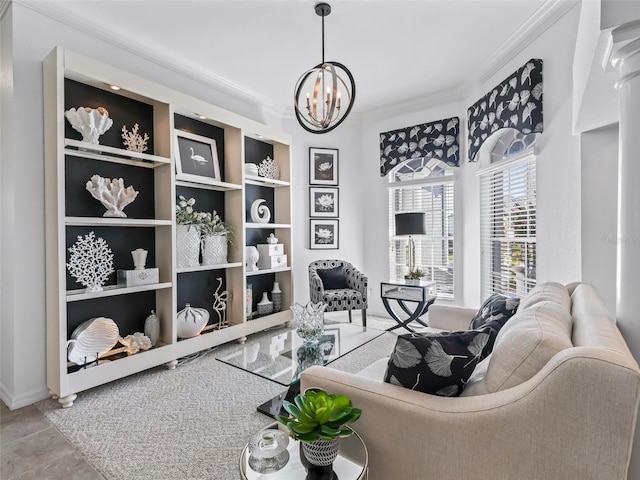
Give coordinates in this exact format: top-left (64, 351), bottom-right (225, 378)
top-left (310, 219), bottom-right (339, 249)
top-left (309, 147), bottom-right (338, 185)
top-left (175, 130), bottom-right (221, 184)
top-left (309, 187), bottom-right (339, 218)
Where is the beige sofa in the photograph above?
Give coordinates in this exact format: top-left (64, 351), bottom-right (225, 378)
top-left (301, 282), bottom-right (640, 480)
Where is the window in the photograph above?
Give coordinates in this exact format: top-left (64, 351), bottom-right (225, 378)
top-left (388, 157), bottom-right (454, 298)
top-left (479, 130), bottom-right (536, 299)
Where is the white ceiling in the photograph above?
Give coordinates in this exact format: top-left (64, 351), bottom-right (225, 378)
top-left (36, 0), bottom-right (561, 114)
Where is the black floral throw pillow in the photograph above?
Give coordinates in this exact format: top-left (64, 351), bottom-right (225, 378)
top-left (383, 330), bottom-right (490, 397)
top-left (469, 293), bottom-right (520, 330)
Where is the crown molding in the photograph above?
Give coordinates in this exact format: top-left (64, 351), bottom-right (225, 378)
top-left (0, 0), bottom-right (11, 21)
top-left (13, 0), bottom-right (283, 119)
top-left (463, 0), bottom-right (579, 93)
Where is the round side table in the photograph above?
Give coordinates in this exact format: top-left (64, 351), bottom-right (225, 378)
top-left (239, 423), bottom-right (368, 479)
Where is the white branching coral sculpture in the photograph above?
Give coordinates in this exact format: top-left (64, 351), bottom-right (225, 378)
top-left (121, 123), bottom-right (149, 153)
top-left (86, 174), bottom-right (139, 218)
top-left (119, 332), bottom-right (152, 355)
top-left (67, 231), bottom-right (114, 292)
top-left (257, 156), bottom-right (280, 179)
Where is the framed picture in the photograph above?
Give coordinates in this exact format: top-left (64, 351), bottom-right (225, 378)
top-left (309, 147), bottom-right (338, 185)
top-left (309, 187), bottom-right (339, 218)
top-left (175, 130), bottom-right (221, 184)
top-left (318, 328), bottom-right (341, 360)
top-left (310, 219), bottom-right (339, 249)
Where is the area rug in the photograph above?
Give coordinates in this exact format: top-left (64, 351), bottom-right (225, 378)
top-left (36, 328), bottom-right (397, 480)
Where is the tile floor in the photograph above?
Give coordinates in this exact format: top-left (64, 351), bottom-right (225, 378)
top-left (0, 311), bottom-right (398, 479)
top-left (1, 401), bottom-right (104, 479)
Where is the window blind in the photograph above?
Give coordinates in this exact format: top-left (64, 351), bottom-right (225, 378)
top-left (389, 180), bottom-right (454, 298)
top-left (479, 153), bottom-right (536, 300)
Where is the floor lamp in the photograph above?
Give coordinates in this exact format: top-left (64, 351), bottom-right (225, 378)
top-left (395, 212), bottom-right (426, 277)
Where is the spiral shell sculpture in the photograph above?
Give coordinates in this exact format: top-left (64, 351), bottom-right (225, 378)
top-left (250, 199), bottom-right (271, 223)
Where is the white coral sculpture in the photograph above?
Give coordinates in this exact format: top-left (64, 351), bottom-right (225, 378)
top-left (86, 174), bottom-right (139, 218)
top-left (67, 231), bottom-right (114, 292)
top-left (257, 156), bottom-right (280, 179)
top-left (119, 332), bottom-right (152, 355)
top-left (64, 106), bottom-right (113, 144)
top-left (121, 123), bottom-right (149, 153)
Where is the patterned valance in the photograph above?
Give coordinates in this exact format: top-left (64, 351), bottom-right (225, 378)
top-left (467, 58), bottom-right (543, 162)
top-left (380, 117), bottom-right (460, 176)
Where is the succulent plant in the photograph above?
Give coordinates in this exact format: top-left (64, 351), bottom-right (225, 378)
top-left (405, 268), bottom-right (425, 280)
top-left (276, 389), bottom-right (362, 442)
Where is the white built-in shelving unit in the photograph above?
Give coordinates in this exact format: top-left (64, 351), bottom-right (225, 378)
top-left (43, 47), bottom-right (294, 408)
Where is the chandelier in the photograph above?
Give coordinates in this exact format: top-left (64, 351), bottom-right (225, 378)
top-left (293, 2), bottom-right (356, 134)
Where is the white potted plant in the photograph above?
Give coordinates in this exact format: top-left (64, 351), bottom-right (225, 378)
top-left (175, 196), bottom-right (206, 268)
top-left (200, 210), bottom-right (235, 266)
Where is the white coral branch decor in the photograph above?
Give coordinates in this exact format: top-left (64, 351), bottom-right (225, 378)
top-left (257, 156), bottom-right (280, 179)
top-left (121, 123), bottom-right (149, 153)
top-left (86, 174), bottom-right (139, 218)
top-left (64, 106), bottom-right (113, 144)
top-left (67, 231), bottom-right (114, 292)
top-left (119, 332), bottom-right (152, 355)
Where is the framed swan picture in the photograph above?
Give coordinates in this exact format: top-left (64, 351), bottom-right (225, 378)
top-left (175, 129), bottom-right (221, 184)
top-left (309, 147), bottom-right (338, 186)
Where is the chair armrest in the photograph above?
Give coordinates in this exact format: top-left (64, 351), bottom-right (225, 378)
top-left (345, 267), bottom-right (368, 303)
top-left (427, 304), bottom-right (476, 331)
top-left (309, 270), bottom-right (325, 304)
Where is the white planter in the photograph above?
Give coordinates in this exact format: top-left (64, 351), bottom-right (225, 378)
top-left (202, 235), bottom-right (228, 265)
top-left (176, 225), bottom-right (200, 268)
top-left (301, 437), bottom-right (340, 467)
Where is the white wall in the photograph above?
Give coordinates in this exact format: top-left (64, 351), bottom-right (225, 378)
top-left (361, 5), bottom-right (582, 311)
top-left (282, 115), bottom-right (365, 307)
top-left (580, 124), bottom-right (618, 315)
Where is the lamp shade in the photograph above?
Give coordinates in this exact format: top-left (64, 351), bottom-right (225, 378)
top-left (395, 212), bottom-right (426, 236)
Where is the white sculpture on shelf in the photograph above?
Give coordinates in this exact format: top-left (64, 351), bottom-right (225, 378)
top-left (121, 123), bottom-right (149, 153)
top-left (212, 277), bottom-right (229, 329)
top-left (66, 317), bottom-right (120, 365)
top-left (257, 156), bottom-right (280, 179)
top-left (64, 106), bottom-right (113, 144)
top-left (86, 174), bottom-right (139, 218)
top-left (119, 332), bottom-right (152, 355)
top-left (246, 246), bottom-right (259, 271)
top-left (250, 199), bottom-right (271, 223)
top-left (131, 248), bottom-right (148, 270)
top-left (66, 231), bottom-right (114, 292)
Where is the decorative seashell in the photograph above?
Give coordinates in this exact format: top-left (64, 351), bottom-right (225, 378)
top-left (250, 199), bottom-right (271, 223)
top-left (119, 332), bottom-right (152, 355)
top-left (85, 174), bottom-right (139, 218)
top-left (67, 317), bottom-right (120, 365)
top-left (176, 304), bottom-right (210, 339)
top-left (64, 106), bottom-right (114, 144)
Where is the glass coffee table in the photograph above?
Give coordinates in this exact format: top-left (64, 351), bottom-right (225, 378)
top-left (239, 422), bottom-right (368, 479)
top-left (217, 322), bottom-right (384, 417)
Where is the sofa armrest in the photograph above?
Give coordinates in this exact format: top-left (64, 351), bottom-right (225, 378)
top-left (427, 304), bottom-right (476, 330)
top-left (301, 347), bottom-right (640, 480)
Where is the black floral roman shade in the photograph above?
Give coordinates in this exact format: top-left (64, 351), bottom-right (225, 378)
top-left (380, 117), bottom-right (460, 176)
top-left (467, 59), bottom-right (543, 162)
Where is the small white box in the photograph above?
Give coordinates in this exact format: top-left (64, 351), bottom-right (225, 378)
top-left (117, 268), bottom-right (159, 287)
top-left (258, 254), bottom-right (287, 270)
top-left (257, 243), bottom-right (284, 257)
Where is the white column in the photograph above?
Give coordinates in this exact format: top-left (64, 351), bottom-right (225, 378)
top-left (611, 34), bottom-right (640, 480)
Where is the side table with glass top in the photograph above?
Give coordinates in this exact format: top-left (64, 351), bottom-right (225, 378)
top-left (239, 423), bottom-right (368, 480)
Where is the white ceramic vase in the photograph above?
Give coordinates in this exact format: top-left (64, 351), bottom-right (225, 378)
top-left (176, 225), bottom-right (200, 268)
top-left (131, 248), bottom-right (148, 270)
top-left (257, 292), bottom-right (273, 316)
top-left (176, 304), bottom-right (209, 339)
top-left (202, 235), bottom-right (227, 265)
top-left (301, 438), bottom-right (340, 467)
top-left (144, 310), bottom-right (160, 347)
top-left (271, 282), bottom-right (282, 312)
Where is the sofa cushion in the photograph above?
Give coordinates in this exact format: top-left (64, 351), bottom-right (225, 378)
top-left (479, 301), bottom-right (573, 393)
top-left (317, 265), bottom-right (349, 290)
top-left (469, 293), bottom-right (520, 330)
top-left (383, 330), bottom-right (491, 397)
top-left (519, 281), bottom-right (570, 312)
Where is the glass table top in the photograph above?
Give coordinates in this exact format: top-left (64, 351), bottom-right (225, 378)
top-left (216, 322), bottom-right (385, 387)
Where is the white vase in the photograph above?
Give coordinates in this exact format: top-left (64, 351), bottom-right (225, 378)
top-left (257, 292), bottom-right (273, 316)
top-left (131, 248), bottom-right (148, 270)
top-left (202, 235), bottom-right (227, 265)
top-left (301, 437), bottom-right (340, 467)
top-left (271, 282), bottom-right (282, 312)
top-left (176, 304), bottom-right (209, 339)
top-left (176, 225), bottom-right (200, 268)
top-left (144, 310), bottom-right (160, 347)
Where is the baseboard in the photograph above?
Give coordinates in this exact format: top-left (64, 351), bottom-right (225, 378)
top-left (0, 382), bottom-right (49, 410)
